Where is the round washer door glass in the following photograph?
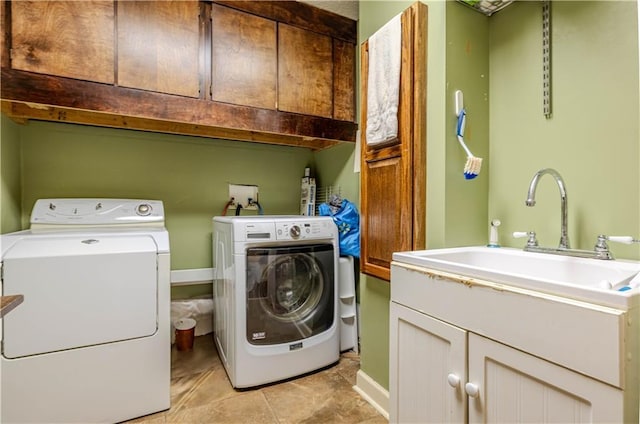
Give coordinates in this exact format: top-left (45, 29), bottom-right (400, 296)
top-left (245, 244), bottom-right (335, 345)
top-left (260, 253), bottom-right (323, 321)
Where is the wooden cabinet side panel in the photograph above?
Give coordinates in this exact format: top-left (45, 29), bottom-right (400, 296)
top-left (1, 1), bottom-right (9, 68)
top-left (11, 1), bottom-right (114, 84)
top-left (333, 39), bottom-right (355, 122)
top-left (117, 1), bottom-right (200, 97)
top-left (211, 4), bottom-right (276, 109)
top-left (278, 23), bottom-right (332, 118)
top-left (411, 3), bottom-right (427, 251)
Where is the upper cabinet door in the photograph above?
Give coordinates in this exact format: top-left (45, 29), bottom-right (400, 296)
top-left (360, 2), bottom-right (427, 281)
top-left (278, 24), bottom-right (333, 118)
top-left (117, 1), bottom-right (200, 97)
top-left (333, 39), bottom-right (356, 122)
top-left (211, 4), bottom-right (277, 109)
top-left (11, 1), bottom-right (114, 84)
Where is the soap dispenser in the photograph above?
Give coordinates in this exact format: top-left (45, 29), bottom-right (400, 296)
top-left (487, 219), bottom-right (501, 248)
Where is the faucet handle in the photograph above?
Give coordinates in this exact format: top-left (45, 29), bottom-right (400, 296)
top-left (593, 235), bottom-right (638, 260)
top-left (605, 236), bottom-right (636, 244)
top-left (513, 231), bottom-right (538, 247)
top-left (596, 235), bottom-right (637, 251)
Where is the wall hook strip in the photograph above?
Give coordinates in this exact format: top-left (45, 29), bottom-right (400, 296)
top-left (543, 1), bottom-right (552, 119)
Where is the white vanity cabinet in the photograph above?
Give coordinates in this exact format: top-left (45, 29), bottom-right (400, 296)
top-left (390, 302), bottom-right (466, 423)
top-left (390, 262), bottom-right (639, 424)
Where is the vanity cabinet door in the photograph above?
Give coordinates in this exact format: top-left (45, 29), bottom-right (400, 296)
top-left (10, 1), bottom-right (114, 84)
top-left (117, 1), bottom-right (200, 97)
top-left (389, 302), bottom-right (466, 424)
top-left (467, 333), bottom-right (623, 423)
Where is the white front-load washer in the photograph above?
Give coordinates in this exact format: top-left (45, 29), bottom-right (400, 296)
top-left (212, 215), bottom-right (339, 388)
top-left (1, 198), bottom-right (170, 423)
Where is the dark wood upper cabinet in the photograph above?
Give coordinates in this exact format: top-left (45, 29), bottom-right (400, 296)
top-left (10, 0), bottom-right (114, 84)
top-left (211, 4), bottom-right (277, 109)
top-left (333, 39), bottom-right (356, 122)
top-left (1, 0), bottom-right (357, 150)
top-left (117, 1), bottom-right (200, 98)
top-left (278, 23), bottom-right (333, 118)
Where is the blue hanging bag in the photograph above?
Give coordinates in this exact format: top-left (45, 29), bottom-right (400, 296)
top-left (319, 198), bottom-right (360, 258)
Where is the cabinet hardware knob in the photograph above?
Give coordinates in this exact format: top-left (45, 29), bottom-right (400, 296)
top-left (447, 373), bottom-right (460, 388)
top-left (465, 382), bottom-right (480, 398)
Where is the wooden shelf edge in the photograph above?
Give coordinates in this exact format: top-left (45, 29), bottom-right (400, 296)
top-left (1, 100), bottom-right (345, 150)
top-left (1, 68), bottom-right (357, 151)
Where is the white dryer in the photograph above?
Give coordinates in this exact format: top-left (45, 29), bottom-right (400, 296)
top-left (1, 199), bottom-right (170, 423)
top-left (213, 216), bottom-right (339, 388)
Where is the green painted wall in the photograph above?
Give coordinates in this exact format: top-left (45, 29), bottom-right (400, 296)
top-left (1, 115), bottom-right (22, 234)
top-left (314, 142), bottom-right (359, 204)
top-left (489, 1), bottom-right (640, 260)
top-left (357, 0), bottom-right (490, 390)
top-left (358, 0), bottom-right (416, 392)
top-left (9, 121), bottom-right (313, 296)
top-left (444, 2), bottom-right (490, 247)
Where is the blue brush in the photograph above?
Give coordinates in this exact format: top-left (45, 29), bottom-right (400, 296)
top-left (456, 109), bottom-right (482, 180)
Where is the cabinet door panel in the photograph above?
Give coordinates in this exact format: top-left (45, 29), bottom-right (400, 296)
top-left (211, 4), bottom-right (276, 109)
top-left (468, 333), bottom-right (623, 423)
top-left (360, 3), bottom-right (426, 281)
top-left (278, 24), bottom-right (332, 118)
top-left (361, 150), bottom-right (411, 281)
top-left (11, 1), bottom-right (114, 84)
top-left (333, 39), bottom-right (355, 122)
top-left (118, 1), bottom-right (200, 97)
top-left (390, 302), bottom-right (466, 424)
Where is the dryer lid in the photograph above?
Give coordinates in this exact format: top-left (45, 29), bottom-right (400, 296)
top-left (3, 234), bottom-right (159, 259)
top-left (2, 235), bottom-right (159, 359)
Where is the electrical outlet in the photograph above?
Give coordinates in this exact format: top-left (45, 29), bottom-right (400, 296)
top-left (229, 184), bottom-right (259, 210)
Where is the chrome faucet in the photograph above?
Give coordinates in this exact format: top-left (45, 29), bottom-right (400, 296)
top-left (525, 168), bottom-right (570, 249)
top-left (518, 168), bottom-right (637, 260)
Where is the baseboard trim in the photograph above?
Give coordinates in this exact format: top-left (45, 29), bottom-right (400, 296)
top-left (353, 369), bottom-right (389, 420)
top-left (170, 268), bottom-right (214, 286)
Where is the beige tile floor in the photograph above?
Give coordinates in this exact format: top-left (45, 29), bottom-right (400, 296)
top-left (127, 335), bottom-right (387, 424)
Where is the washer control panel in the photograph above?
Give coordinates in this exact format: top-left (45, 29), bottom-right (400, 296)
top-left (275, 219), bottom-right (335, 241)
top-left (31, 198), bottom-right (165, 226)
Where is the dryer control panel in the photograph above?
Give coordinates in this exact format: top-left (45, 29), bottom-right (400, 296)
top-left (30, 198), bottom-right (165, 226)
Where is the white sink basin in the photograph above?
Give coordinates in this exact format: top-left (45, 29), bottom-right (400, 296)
top-left (392, 247), bottom-right (640, 309)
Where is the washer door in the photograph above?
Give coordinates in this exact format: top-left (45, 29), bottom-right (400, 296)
top-left (2, 235), bottom-right (158, 358)
top-left (260, 253), bottom-right (324, 322)
top-left (246, 244), bottom-right (335, 345)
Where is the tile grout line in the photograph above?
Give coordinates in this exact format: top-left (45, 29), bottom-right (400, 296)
top-left (258, 390), bottom-right (284, 424)
top-left (168, 369), bottom-right (215, 416)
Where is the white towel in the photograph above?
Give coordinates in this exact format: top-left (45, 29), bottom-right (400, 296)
top-left (366, 14), bottom-right (402, 146)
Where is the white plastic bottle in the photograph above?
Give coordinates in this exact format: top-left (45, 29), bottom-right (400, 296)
top-left (300, 167), bottom-right (316, 216)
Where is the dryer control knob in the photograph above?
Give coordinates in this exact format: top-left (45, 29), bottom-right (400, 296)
top-left (290, 225), bottom-right (301, 239)
top-left (136, 203), bottom-right (152, 216)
